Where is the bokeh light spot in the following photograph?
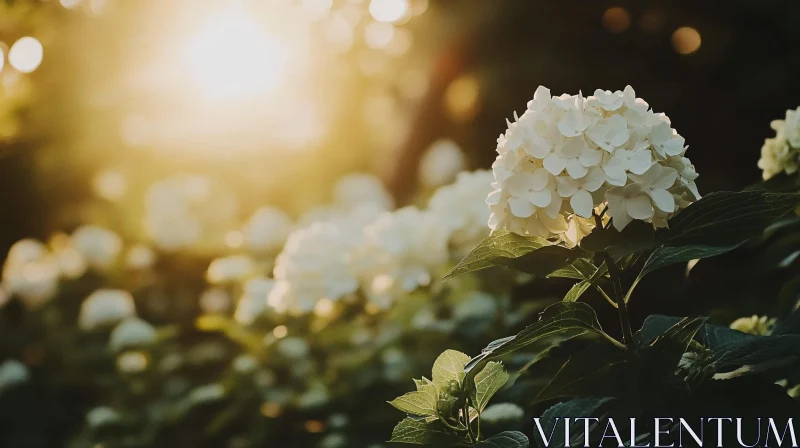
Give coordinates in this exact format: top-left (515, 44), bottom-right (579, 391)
top-left (672, 27), bottom-right (701, 55)
top-left (272, 325), bottom-right (288, 338)
top-left (444, 74), bottom-right (480, 122)
top-left (602, 7), bottom-right (631, 34)
top-left (9, 37), bottom-right (43, 73)
top-left (93, 170), bottom-right (127, 201)
top-left (369, 0), bottom-right (409, 23)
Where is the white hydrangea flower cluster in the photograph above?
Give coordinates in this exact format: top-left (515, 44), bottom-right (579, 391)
top-left (268, 170), bottom-right (496, 314)
top-left (333, 173), bottom-right (394, 212)
top-left (71, 225), bottom-right (122, 270)
top-left (79, 289), bottom-right (136, 330)
top-left (0, 359), bottom-right (29, 394)
top-left (144, 175), bottom-right (238, 251)
top-left (361, 206), bottom-right (450, 309)
top-left (1, 239), bottom-right (60, 308)
top-left (109, 317), bottom-right (157, 351)
top-left (488, 86), bottom-right (700, 239)
top-left (269, 220), bottom-right (367, 313)
top-left (428, 170), bottom-right (494, 255)
top-left (758, 107), bottom-right (800, 180)
top-left (242, 207), bottom-right (294, 253)
top-left (418, 139), bottom-right (467, 189)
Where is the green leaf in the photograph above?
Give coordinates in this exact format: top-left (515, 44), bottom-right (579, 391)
top-left (640, 191), bottom-right (800, 278)
top-left (444, 231), bottom-right (578, 279)
top-left (560, 262), bottom-right (607, 302)
top-left (536, 341), bottom-right (628, 402)
top-left (471, 361), bottom-right (509, 412)
top-left (580, 220), bottom-right (656, 258)
top-left (636, 315), bottom-right (684, 345)
top-left (649, 316), bottom-right (708, 364)
top-left (432, 350), bottom-right (470, 387)
top-left (413, 377), bottom-right (434, 389)
top-left (477, 431), bottom-right (529, 448)
top-left (388, 417), bottom-right (463, 445)
top-left (533, 397), bottom-right (613, 448)
top-left (464, 302), bottom-right (619, 381)
top-left (547, 258), bottom-right (603, 280)
top-left (562, 281), bottom-right (592, 302)
top-left (388, 383), bottom-right (439, 417)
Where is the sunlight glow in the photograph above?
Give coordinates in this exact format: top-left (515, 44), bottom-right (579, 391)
top-left (183, 11), bottom-right (289, 100)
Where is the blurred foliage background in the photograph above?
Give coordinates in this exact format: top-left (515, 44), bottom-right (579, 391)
top-left (0, 0), bottom-right (798, 447)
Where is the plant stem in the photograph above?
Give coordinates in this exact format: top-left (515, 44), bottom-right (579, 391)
top-left (463, 404), bottom-right (475, 444)
top-left (603, 252), bottom-right (635, 349)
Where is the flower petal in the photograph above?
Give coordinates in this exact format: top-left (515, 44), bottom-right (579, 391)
top-left (508, 197), bottom-right (534, 218)
top-left (505, 172), bottom-right (537, 197)
top-left (556, 176), bottom-right (579, 197)
top-left (626, 195), bottom-right (654, 220)
top-left (582, 167), bottom-right (607, 192)
top-left (543, 153), bottom-right (567, 175)
top-left (650, 189), bottom-right (675, 213)
top-left (527, 188), bottom-right (553, 208)
top-left (570, 189), bottom-right (594, 218)
top-left (628, 149), bottom-right (653, 175)
top-left (566, 159), bottom-right (589, 179)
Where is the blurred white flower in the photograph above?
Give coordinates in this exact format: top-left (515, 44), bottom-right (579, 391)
top-left (277, 337), bottom-right (310, 359)
top-left (109, 317), bottom-right (157, 351)
top-left (0, 360), bottom-right (28, 393)
top-left (79, 289), bottom-right (136, 330)
top-left (125, 244), bottom-right (156, 270)
top-left (243, 207), bottom-right (293, 253)
top-left (188, 383), bottom-right (225, 404)
top-left (232, 354), bottom-right (258, 373)
top-left (234, 277), bottom-right (275, 325)
top-left (144, 175), bottom-right (238, 251)
top-left (269, 220), bottom-right (366, 313)
top-left (489, 85), bottom-right (699, 240)
top-left (328, 413), bottom-right (349, 428)
top-left (333, 173), bottom-right (394, 211)
top-left (199, 288), bottom-right (232, 314)
top-left (86, 407), bottom-right (121, 428)
top-left (362, 207), bottom-right (449, 307)
top-left (71, 225), bottom-right (122, 270)
top-left (758, 107), bottom-right (800, 180)
top-left (481, 403), bottom-right (525, 423)
top-left (428, 170), bottom-right (494, 255)
top-left (296, 381), bottom-right (329, 409)
top-left (320, 433), bottom-right (347, 448)
top-left (419, 139), bottom-right (467, 188)
top-left (2, 239), bottom-right (60, 308)
top-left (206, 255), bottom-right (255, 284)
top-left (116, 351), bottom-right (148, 373)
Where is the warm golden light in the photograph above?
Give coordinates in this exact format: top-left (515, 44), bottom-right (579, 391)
top-left (93, 169), bottom-right (127, 201)
top-left (369, 0), bottom-right (410, 23)
top-left (602, 7), bottom-right (631, 34)
top-left (9, 37), bottom-right (43, 74)
top-left (224, 231), bottom-right (244, 249)
top-left (60, 0), bottom-right (80, 9)
top-left (272, 325), bottom-right (288, 338)
top-left (445, 74), bottom-right (480, 122)
top-left (0, 50), bottom-right (4, 73)
top-left (182, 11), bottom-right (289, 100)
top-left (672, 27), bottom-right (701, 55)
